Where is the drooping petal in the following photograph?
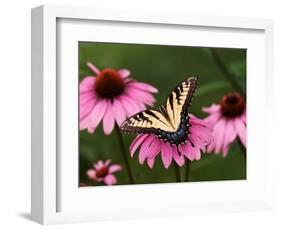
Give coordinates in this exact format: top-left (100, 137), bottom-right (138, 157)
top-left (189, 135), bottom-right (201, 160)
top-left (80, 91), bottom-right (95, 105)
top-left (145, 138), bottom-right (162, 158)
top-left (102, 103), bottom-right (115, 135)
top-left (183, 142), bottom-right (196, 161)
top-left (120, 96), bottom-right (140, 116)
top-left (126, 87), bottom-right (156, 106)
top-left (80, 96), bottom-right (96, 120)
top-left (108, 164), bottom-right (122, 173)
top-left (222, 120), bottom-right (236, 156)
top-left (112, 98), bottom-right (127, 126)
top-left (172, 145), bottom-right (185, 166)
top-left (147, 157), bottom-right (155, 169)
top-left (213, 119), bottom-right (227, 153)
top-left (87, 62), bottom-right (100, 75)
top-left (181, 142), bottom-right (192, 161)
top-left (139, 135), bottom-right (155, 164)
top-left (130, 134), bottom-right (149, 157)
top-left (161, 142), bottom-right (173, 169)
top-left (190, 125), bottom-right (211, 145)
top-left (120, 94), bottom-right (143, 116)
top-left (104, 174), bottom-right (117, 185)
top-left (235, 118), bottom-right (247, 147)
top-left (80, 77), bottom-right (96, 93)
top-left (88, 99), bottom-right (108, 133)
top-left (128, 82), bottom-right (158, 93)
top-left (204, 111), bottom-right (221, 126)
top-left (118, 69), bottom-right (130, 79)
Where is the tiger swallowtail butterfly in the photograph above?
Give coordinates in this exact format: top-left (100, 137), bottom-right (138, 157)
top-left (120, 76), bottom-right (199, 145)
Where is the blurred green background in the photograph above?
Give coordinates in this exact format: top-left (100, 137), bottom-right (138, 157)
top-left (79, 42), bottom-right (246, 186)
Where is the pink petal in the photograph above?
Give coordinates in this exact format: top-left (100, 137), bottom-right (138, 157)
top-left (130, 134), bottom-right (149, 157)
top-left (202, 104), bottom-right (221, 114)
top-left (121, 95), bottom-right (142, 113)
top-left (87, 62), bottom-right (100, 75)
top-left (213, 119), bottom-right (227, 153)
top-left (145, 138), bottom-right (162, 158)
top-left (88, 100), bottom-right (108, 133)
top-left (189, 114), bottom-right (206, 126)
top-left (207, 140), bottom-right (216, 153)
top-left (105, 160), bottom-right (111, 166)
top-left (104, 174), bottom-right (117, 185)
top-left (222, 120), bottom-right (237, 156)
top-left (80, 97), bottom-right (96, 120)
top-left (102, 103), bottom-right (115, 135)
top-left (161, 143), bottom-right (173, 169)
top-left (95, 160), bottom-right (104, 170)
top-left (126, 87), bottom-right (156, 106)
top-left (80, 91), bottom-right (95, 104)
top-left (139, 135), bottom-right (155, 164)
top-left (108, 164), bottom-right (122, 173)
top-left (112, 98), bottom-right (127, 126)
top-left (147, 157), bottom-right (155, 169)
top-left (203, 111), bottom-right (221, 126)
top-left (80, 115), bottom-right (91, 131)
top-left (235, 118), bottom-right (246, 147)
top-left (189, 135), bottom-right (201, 160)
top-left (80, 77), bottom-right (96, 93)
top-left (181, 142), bottom-right (192, 161)
top-left (119, 95), bottom-right (142, 116)
top-left (190, 125), bottom-right (211, 145)
top-left (183, 142), bottom-right (196, 161)
top-left (172, 145), bottom-right (185, 166)
top-left (128, 82), bottom-right (158, 93)
top-left (118, 69), bottom-right (130, 79)
top-left (86, 169), bottom-right (97, 180)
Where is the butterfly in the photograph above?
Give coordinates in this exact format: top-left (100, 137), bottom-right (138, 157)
top-left (120, 76), bottom-right (199, 145)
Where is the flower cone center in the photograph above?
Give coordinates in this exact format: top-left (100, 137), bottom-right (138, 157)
top-left (95, 68), bottom-right (125, 98)
top-left (220, 92), bottom-right (245, 118)
top-left (96, 166), bottom-right (109, 178)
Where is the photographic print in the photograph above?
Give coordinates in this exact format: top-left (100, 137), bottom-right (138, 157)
top-left (79, 42), bottom-right (246, 186)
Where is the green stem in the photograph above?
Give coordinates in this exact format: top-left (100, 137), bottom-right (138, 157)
top-left (173, 161), bottom-right (181, 182)
top-left (115, 125), bottom-right (134, 184)
top-left (209, 49), bottom-right (246, 99)
top-left (185, 160), bottom-right (191, 182)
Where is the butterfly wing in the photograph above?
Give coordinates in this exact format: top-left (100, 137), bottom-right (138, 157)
top-left (120, 76), bottom-right (199, 135)
top-left (120, 109), bottom-right (175, 134)
top-left (165, 76), bottom-right (199, 130)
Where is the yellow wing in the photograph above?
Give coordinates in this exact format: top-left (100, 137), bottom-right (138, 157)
top-left (165, 76), bottom-right (198, 131)
top-left (120, 109), bottom-right (175, 133)
top-left (120, 76), bottom-right (199, 135)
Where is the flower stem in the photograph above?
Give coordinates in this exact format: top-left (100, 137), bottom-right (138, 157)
top-left (185, 160), bottom-right (191, 182)
top-left (173, 161), bottom-right (181, 182)
top-left (115, 124), bottom-right (134, 184)
top-left (209, 49), bottom-right (246, 99)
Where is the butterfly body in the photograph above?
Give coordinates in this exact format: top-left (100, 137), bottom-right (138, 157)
top-left (121, 76), bottom-right (199, 145)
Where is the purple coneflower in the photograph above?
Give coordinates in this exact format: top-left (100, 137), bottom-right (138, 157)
top-left (203, 92), bottom-right (246, 156)
top-left (129, 114), bottom-right (212, 169)
top-left (86, 160), bottom-right (122, 185)
top-left (80, 62), bottom-right (158, 135)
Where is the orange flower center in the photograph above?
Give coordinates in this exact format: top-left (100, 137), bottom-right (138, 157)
top-left (220, 93), bottom-right (245, 118)
top-left (96, 166), bottom-right (109, 178)
top-left (94, 68), bottom-right (125, 98)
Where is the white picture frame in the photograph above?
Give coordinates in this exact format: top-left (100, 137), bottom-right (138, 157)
top-left (31, 5), bottom-right (274, 225)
